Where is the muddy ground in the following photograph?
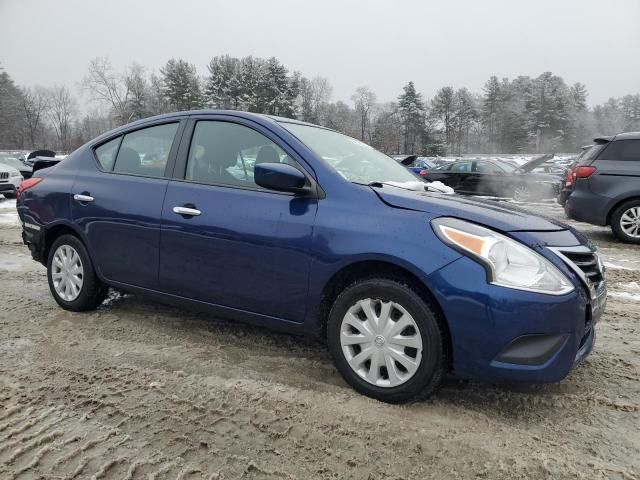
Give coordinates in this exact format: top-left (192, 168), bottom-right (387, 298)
top-left (0, 198), bottom-right (638, 479)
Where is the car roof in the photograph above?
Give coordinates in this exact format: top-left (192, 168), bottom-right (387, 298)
top-left (594, 132), bottom-right (640, 144)
top-left (123, 110), bottom-right (319, 128)
top-left (613, 132), bottom-right (640, 141)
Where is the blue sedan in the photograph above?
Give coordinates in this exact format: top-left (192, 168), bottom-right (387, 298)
top-left (17, 111), bottom-right (606, 403)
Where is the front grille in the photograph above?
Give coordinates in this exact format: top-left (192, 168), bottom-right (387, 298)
top-left (561, 250), bottom-right (603, 284)
top-left (0, 172), bottom-right (8, 180)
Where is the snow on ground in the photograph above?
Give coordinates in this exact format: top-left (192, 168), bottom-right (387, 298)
top-left (0, 198), bottom-right (19, 226)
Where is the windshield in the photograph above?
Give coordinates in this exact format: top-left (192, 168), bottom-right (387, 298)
top-left (495, 160), bottom-right (518, 172)
top-left (282, 123), bottom-right (418, 185)
top-left (0, 155), bottom-right (24, 169)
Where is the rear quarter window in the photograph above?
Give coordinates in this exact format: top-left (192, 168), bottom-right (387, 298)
top-left (597, 140), bottom-right (640, 161)
top-left (94, 137), bottom-right (121, 170)
top-left (579, 144), bottom-right (607, 164)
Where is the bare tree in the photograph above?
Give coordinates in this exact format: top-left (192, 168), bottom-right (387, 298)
top-left (81, 57), bottom-right (130, 124)
top-left (48, 85), bottom-right (77, 151)
top-left (124, 63), bottom-right (149, 120)
top-left (21, 86), bottom-right (49, 148)
top-left (351, 86), bottom-right (376, 141)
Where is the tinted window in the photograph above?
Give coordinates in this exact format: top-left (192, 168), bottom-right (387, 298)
top-left (474, 162), bottom-right (504, 174)
top-left (186, 121), bottom-right (292, 188)
top-left (597, 140), bottom-right (640, 161)
top-left (577, 143), bottom-right (605, 164)
top-left (113, 123), bottom-right (179, 177)
top-left (451, 162), bottom-right (472, 172)
top-left (94, 137), bottom-right (121, 171)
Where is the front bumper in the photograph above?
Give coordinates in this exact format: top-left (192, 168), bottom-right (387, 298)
top-left (426, 253), bottom-right (604, 383)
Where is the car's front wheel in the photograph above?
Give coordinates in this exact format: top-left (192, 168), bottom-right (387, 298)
top-left (47, 234), bottom-right (107, 311)
top-left (512, 184), bottom-right (532, 202)
top-left (611, 200), bottom-right (640, 244)
top-left (327, 277), bottom-right (444, 403)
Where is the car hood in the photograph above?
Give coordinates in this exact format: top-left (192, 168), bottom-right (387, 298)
top-left (371, 184), bottom-right (568, 233)
top-left (0, 164), bottom-right (20, 175)
top-left (519, 154), bottom-right (554, 173)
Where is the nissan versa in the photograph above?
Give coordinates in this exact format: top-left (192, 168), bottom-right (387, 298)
top-left (16, 111), bottom-right (607, 403)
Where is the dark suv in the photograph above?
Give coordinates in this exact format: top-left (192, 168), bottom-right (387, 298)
top-left (565, 132), bottom-right (640, 243)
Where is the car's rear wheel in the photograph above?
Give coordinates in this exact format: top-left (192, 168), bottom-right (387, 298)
top-left (611, 200), bottom-right (640, 244)
top-left (47, 234), bottom-right (107, 311)
top-left (327, 277), bottom-right (444, 403)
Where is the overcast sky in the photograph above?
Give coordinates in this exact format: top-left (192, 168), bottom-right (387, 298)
top-left (1, 0), bottom-right (639, 107)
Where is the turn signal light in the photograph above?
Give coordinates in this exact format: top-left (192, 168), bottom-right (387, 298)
top-left (16, 177), bottom-right (42, 200)
top-left (575, 166), bottom-right (597, 178)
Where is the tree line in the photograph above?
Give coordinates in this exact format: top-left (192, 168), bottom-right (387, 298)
top-left (1, 56), bottom-right (639, 155)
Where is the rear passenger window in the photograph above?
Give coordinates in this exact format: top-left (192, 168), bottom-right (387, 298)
top-left (94, 137), bottom-right (121, 171)
top-left (597, 140), bottom-right (640, 161)
top-left (451, 162), bottom-right (471, 172)
top-left (113, 123), bottom-right (179, 177)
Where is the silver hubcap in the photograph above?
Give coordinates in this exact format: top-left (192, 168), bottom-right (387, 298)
top-left (51, 245), bottom-right (84, 301)
top-left (340, 298), bottom-right (423, 388)
top-left (513, 186), bottom-right (529, 201)
top-left (620, 207), bottom-right (640, 238)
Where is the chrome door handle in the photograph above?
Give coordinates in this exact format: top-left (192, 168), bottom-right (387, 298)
top-left (173, 206), bottom-right (201, 216)
top-left (73, 194), bottom-right (94, 203)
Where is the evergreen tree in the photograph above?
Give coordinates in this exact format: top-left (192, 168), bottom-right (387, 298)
top-left (431, 86), bottom-right (455, 150)
top-left (397, 81), bottom-right (426, 154)
top-left (206, 55), bottom-right (242, 109)
top-left (482, 76), bottom-right (501, 151)
top-left (160, 59), bottom-right (202, 111)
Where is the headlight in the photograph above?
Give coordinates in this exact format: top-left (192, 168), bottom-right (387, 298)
top-left (432, 217), bottom-right (574, 295)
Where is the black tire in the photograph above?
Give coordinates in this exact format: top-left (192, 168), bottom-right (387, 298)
top-left (327, 277), bottom-right (444, 403)
top-left (47, 234), bottom-right (108, 311)
top-left (610, 199), bottom-right (640, 244)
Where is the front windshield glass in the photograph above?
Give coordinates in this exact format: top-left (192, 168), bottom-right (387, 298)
top-left (282, 123), bottom-right (418, 185)
top-left (0, 155), bottom-right (24, 170)
top-left (495, 160), bottom-right (518, 172)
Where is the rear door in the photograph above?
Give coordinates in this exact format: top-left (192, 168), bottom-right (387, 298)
top-left (72, 120), bottom-right (185, 289)
top-left (158, 117), bottom-right (318, 323)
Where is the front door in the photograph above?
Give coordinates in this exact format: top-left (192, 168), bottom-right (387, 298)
top-left (159, 118), bottom-right (317, 323)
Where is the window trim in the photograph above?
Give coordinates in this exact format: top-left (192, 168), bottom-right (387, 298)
top-left (171, 116), bottom-right (320, 198)
top-left (91, 119), bottom-right (186, 179)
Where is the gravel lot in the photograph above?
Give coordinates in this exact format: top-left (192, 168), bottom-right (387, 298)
top-left (0, 197), bottom-right (638, 479)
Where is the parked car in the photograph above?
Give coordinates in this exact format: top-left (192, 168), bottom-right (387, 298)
top-left (17, 110), bottom-right (606, 403)
top-left (423, 156), bottom-right (563, 201)
top-left (565, 132), bottom-right (640, 243)
top-left (19, 149), bottom-right (56, 166)
top-left (557, 146), bottom-right (592, 207)
top-left (0, 153), bottom-right (33, 179)
top-left (0, 163), bottom-right (23, 198)
top-left (392, 155), bottom-right (436, 177)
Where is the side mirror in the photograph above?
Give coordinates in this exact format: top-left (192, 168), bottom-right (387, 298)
top-left (254, 162), bottom-right (309, 194)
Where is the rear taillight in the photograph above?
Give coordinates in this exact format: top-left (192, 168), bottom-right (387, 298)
top-left (16, 177), bottom-right (42, 200)
top-left (565, 167), bottom-right (574, 186)
top-left (419, 169), bottom-right (427, 176)
top-left (575, 166), bottom-right (597, 178)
